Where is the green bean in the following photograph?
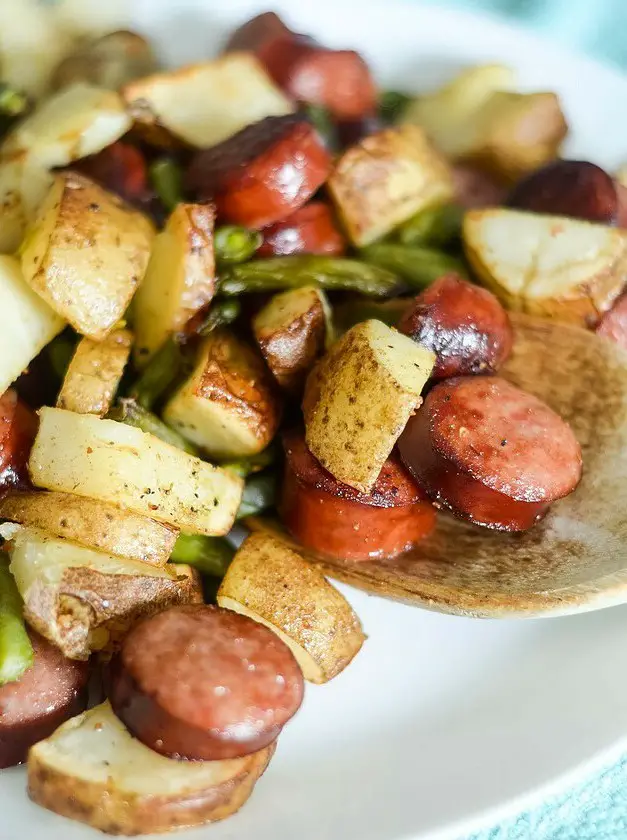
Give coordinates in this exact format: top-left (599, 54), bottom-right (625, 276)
top-left (149, 158), bottom-right (183, 211)
top-left (378, 90), bottom-right (412, 123)
top-left (236, 471), bottom-right (279, 519)
top-left (360, 243), bottom-right (467, 291)
top-left (219, 256), bottom-right (401, 298)
top-left (0, 84), bottom-right (29, 139)
top-left (303, 103), bottom-right (339, 151)
top-left (221, 443), bottom-right (279, 479)
top-left (131, 338), bottom-right (185, 410)
top-left (170, 534), bottom-right (234, 578)
top-left (214, 226), bottom-right (262, 266)
top-left (398, 204), bottom-right (465, 248)
top-left (333, 297), bottom-right (410, 333)
top-left (109, 398), bottom-right (200, 455)
top-left (197, 298), bottom-right (241, 337)
top-left (0, 560), bottom-right (33, 685)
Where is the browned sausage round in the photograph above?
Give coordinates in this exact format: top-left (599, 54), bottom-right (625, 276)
top-left (73, 141), bottom-right (149, 205)
top-left (108, 604), bottom-right (304, 761)
top-left (259, 202), bottom-right (346, 257)
top-left (281, 431), bottom-right (436, 561)
top-left (0, 390), bottom-right (37, 495)
top-left (596, 293), bottom-right (627, 350)
top-left (452, 164), bottom-right (506, 209)
top-left (398, 377), bottom-right (582, 531)
top-left (0, 631), bottom-right (88, 768)
top-left (508, 160), bottom-right (620, 224)
top-left (224, 11), bottom-right (296, 56)
top-left (185, 115), bottom-right (332, 229)
top-left (398, 274), bottom-right (514, 380)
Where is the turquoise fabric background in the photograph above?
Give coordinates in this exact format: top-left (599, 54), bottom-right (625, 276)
top-left (429, 6), bottom-right (627, 838)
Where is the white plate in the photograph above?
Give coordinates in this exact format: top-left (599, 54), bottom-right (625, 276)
top-left (4, 2), bottom-right (627, 839)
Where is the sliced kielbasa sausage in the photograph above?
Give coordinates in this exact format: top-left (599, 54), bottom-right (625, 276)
top-left (259, 202), bottom-right (346, 257)
top-left (596, 293), bottom-right (627, 350)
top-left (452, 164), bottom-right (506, 209)
top-left (398, 273), bottom-right (514, 380)
top-left (398, 376), bottom-right (582, 531)
top-left (0, 390), bottom-right (37, 496)
top-left (0, 630), bottom-right (88, 768)
top-left (108, 604), bottom-right (304, 761)
top-left (185, 115), bottom-right (332, 229)
top-left (281, 431), bottom-right (436, 561)
top-left (73, 141), bottom-right (149, 206)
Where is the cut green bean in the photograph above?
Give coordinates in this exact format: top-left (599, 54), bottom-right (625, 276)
top-left (150, 158), bottom-right (183, 211)
top-left (360, 243), bottom-right (467, 291)
top-left (109, 398), bottom-right (200, 455)
top-left (197, 298), bottom-right (241, 337)
top-left (236, 471), bottom-right (279, 519)
top-left (170, 534), bottom-right (234, 578)
top-left (219, 256), bottom-right (401, 298)
top-left (398, 204), bottom-right (465, 248)
top-left (333, 297), bottom-right (410, 333)
top-left (378, 90), bottom-right (412, 123)
top-left (214, 226), bottom-right (262, 265)
top-left (303, 103), bottom-right (339, 151)
top-left (131, 339), bottom-right (185, 410)
top-left (221, 443), bottom-right (279, 479)
top-left (0, 560), bottom-right (33, 685)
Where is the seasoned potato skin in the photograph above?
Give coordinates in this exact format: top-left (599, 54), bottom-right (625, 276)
top-left (328, 125), bottom-right (454, 247)
top-left (20, 172), bottom-right (154, 340)
top-left (253, 286), bottom-right (330, 392)
top-left (218, 531), bottom-right (364, 683)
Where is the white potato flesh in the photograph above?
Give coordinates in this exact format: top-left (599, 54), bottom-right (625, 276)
top-left (28, 702), bottom-right (274, 835)
top-left (134, 203), bottom-right (216, 366)
top-left (4, 83), bottom-right (131, 169)
top-left (122, 53), bottom-right (294, 148)
top-left (0, 255), bottom-right (65, 394)
top-left (29, 407), bottom-right (244, 536)
top-left (0, 156), bottom-right (53, 254)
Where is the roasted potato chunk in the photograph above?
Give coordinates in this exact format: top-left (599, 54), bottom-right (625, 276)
top-left (252, 285), bottom-right (331, 392)
top-left (0, 157), bottom-right (53, 254)
top-left (29, 407), bottom-right (244, 536)
top-left (122, 53), bottom-right (293, 149)
top-left (0, 491), bottom-right (177, 567)
top-left (164, 329), bottom-right (281, 460)
top-left (20, 172), bottom-right (154, 340)
top-left (328, 125), bottom-right (454, 246)
top-left (51, 31), bottom-right (159, 91)
top-left (4, 525), bottom-right (201, 660)
top-left (28, 702), bottom-right (274, 835)
top-left (133, 203), bottom-right (216, 366)
top-left (404, 64), bottom-right (567, 182)
top-left (0, 255), bottom-right (65, 394)
top-left (463, 208), bottom-right (627, 325)
top-left (303, 319), bottom-right (434, 492)
top-left (57, 329), bottom-right (131, 416)
top-left (218, 532), bottom-right (364, 683)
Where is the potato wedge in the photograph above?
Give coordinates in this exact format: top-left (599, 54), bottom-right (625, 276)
top-left (133, 203), bottom-right (216, 366)
top-left (0, 255), bottom-right (65, 394)
top-left (328, 125), bottom-right (454, 247)
top-left (28, 702), bottom-right (274, 835)
top-left (5, 525), bottom-right (201, 659)
top-left (3, 83), bottom-right (131, 170)
top-left (218, 532), bottom-right (364, 684)
top-left (403, 64), bottom-right (567, 182)
top-left (20, 172), bottom-right (154, 340)
top-left (0, 491), bottom-right (177, 567)
top-left (303, 320), bottom-right (434, 493)
top-left (29, 407), bottom-right (244, 536)
top-left (252, 285), bottom-right (331, 392)
top-left (122, 53), bottom-right (293, 149)
top-left (463, 208), bottom-right (627, 325)
top-left (57, 328), bottom-right (131, 416)
top-left (164, 329), bottom-right (281, 460)
top-left (0, 156), bottom-right (53, 254)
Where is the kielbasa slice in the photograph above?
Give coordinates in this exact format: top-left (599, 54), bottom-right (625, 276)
top-left (281, 431), bottom-right (436, 561)
top-left (596, 293), bottom-right (627, 350)
top-left (0, 631), bottom-right (88, 768)
top-left (259, 202), bottom-right (346, 257)
top-left (398, 377), bottom-right (582, 531)
top-left (185, 114), bottom-right (332, 229)
top-left (108, 604), bottom-right (304, 761)
top-left (452, 164), bottom-right (506, 209)
top-left (73, 141), bottom-right (149, 206)
top-left (0, 390), bottom-right (37, 496)
top-left (398, 274), bottom-right (514, 380)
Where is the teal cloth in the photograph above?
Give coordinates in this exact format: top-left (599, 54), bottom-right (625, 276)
top-left (425, 6), bottom-right (627, 840)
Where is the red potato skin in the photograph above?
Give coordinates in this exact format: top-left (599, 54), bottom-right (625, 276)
top-left (398, 274), bottom-right (514, 380)
top-left (0, 631), bottom-right (89, 768)
top-left (281, 432), bottom-right (436, 561)
top-left (259, 202), bottom-right (346, 257)
top-left (452, 164), bottom-right (506, 209)
top-left (108, 604), bottom-right (304, 761)
top-left (0, 390), bottom-right (37, 496)
top-left (398, 377), bottom-right (583, 531)
top-left (186, 115), bottom-right (332, 229)
top-left (596, 293), bottom-right (627, 350)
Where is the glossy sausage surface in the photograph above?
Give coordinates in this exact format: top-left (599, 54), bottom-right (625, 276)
top-left (0, 390), bottom-right (37, 496)
top-left (259, 202), bottom-right (345, 257)
top-left (108, 604), bottom-right (304, 761)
